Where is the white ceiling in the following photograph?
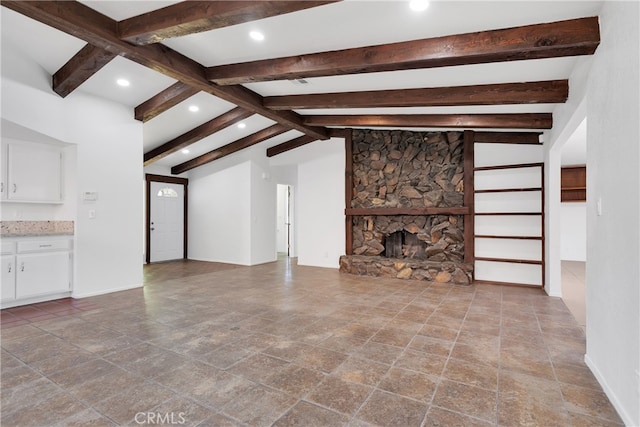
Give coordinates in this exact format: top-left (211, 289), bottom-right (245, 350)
top-left (1, 1), bottom-right (603, 169)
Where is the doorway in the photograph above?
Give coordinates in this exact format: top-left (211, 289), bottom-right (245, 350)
top-left (145, 174), bottom-right (188, 263)
top-left (559, 118), bottom-right (587, 330)
top-left (276, 184), bottom-right (294, 257)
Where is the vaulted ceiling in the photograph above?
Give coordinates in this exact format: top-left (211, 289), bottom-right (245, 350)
top-left (1, 1), bottom-right (602, 174)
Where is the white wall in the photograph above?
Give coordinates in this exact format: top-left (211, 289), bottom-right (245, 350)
top-left (249, 159), bottom-right (277, 265)
top-left (185, 145), bottom-right (278, 266)
top-left (188, 161), bottom-right (251, 265)
top-left (560, 202), bottom-right (586, 261)
top-left (583, 3), bottom-right (640, 425)
top-left (2, 45), bottom-right (143, 298)
top-left (547, 3), bottom-right (640, 425)
top-left (295, 138), bottom-right (345, 268)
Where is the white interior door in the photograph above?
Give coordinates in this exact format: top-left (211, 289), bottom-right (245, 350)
top-left (150, 181), bottom-right (184, 262)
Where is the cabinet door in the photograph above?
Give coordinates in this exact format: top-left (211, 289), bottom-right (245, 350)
top-left (7, 143), bottom-right (62, 202)
top-left (1, 144), bottom-right (7, 201)
top-left (16, 252), bottom-right (70, 298)
top-left (1, 255), bottom-right (16, 302)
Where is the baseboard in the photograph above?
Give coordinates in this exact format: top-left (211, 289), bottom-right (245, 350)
top-left (1, 291), bottom-right (72, 309)
top-left (187, 256), bottom-right (251, 266)
top-left (72, 283), bottom-right (142, 299)
top-left (585, 354), bottom-right (636, 426)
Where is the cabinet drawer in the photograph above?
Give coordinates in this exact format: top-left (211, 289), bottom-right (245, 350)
top-left (17, 239), bottom-right (71, 253)
top-left (1, 242), bottom-right (15, 255)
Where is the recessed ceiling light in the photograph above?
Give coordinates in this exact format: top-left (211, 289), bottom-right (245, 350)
top-left (116, 78), bottom-right (130, 87)
top-left (409, 0), bottom-right (429, 11)
top-left (237, 122), bottom-right (247, 129)
top-left (181, 149), bottom-right (190, 154)
top-left (188, 105), bottom-right (199, 112)
top-left (249, 31), bottom-right (265, 41)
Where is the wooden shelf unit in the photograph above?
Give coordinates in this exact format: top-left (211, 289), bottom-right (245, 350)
top-left (561, 165), bottom-right (586, 202)
top-left (472, 153), bottom-right (545, 287)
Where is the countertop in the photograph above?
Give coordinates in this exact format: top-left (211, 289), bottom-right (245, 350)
top-left (0, 221), bottom-right (74, 237)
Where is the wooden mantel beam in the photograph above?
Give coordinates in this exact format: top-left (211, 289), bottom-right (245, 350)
top-left (301, 114), bottom-right (553, 129)
top-left (135, 82), bottom-right (199, 122)
top-left (206, 17), bottom-right (600, 85)
top-left (172, 124), bottom-right (289, 174)
top-left (52, 43), bottom-right (116, 97)
top-left (1, 1), bottom-right (330, 141)
top-left (265, 80), bottom-right (568, 110)
top-left (144, 107), bottom-right (253, 166)
top-left (118, 1), bottom-right (340, 45)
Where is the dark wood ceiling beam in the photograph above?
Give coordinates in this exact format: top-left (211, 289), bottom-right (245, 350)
top-left (119, 1), bottom-right (340, 45)
top-left (266, 128), bottom-right (350, 157)
top-left (266, 135), bottom-right (317, 157)
top-left (1, 1), bottom-right (329, 141)
top-left (52, 43), bottom-right (117, 97)
top-left (474, 132), bottom-right (542, 144)
top-left (302, 114), bottom-right (553, 129)
top-left (144, 107), bottom-right (253, 166)
top-left (172, 124), bottom-right (290, 174)
top-left (135, 82), bottom-right (199, 122)
top-left (265, 80), bottom-right (568, 110)
top-left (206, 17), bottom-right (599, 85)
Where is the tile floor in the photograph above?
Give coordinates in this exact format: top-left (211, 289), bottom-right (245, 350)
top-left (561, 261), bottom-right (587, 330)
top-left (1, 258), bottom-right (623, 426)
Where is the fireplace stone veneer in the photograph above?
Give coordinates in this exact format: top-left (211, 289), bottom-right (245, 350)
top-left (340, 129), bottom-right (473, 285)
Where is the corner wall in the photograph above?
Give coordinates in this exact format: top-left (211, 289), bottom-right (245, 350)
top-left (187, 160), bottom-right (252, 265)
top-left (296, 138), bottom-right (345, 268)
top-left (583, 2), bottom-right (640, 425)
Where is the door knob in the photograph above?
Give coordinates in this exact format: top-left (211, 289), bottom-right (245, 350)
top-left (150, 227), bottom-right (155, 231)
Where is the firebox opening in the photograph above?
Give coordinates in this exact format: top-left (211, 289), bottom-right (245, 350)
top-left (384, 230), bottom-right (427, 259)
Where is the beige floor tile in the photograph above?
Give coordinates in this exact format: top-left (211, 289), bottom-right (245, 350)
top-left (0, 259), bottom-right (623, 427)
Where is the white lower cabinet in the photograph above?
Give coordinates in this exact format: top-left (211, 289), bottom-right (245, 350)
top-left (16, 251), bottom-right (70, 298)
top-left (1, 236), bottom-right (72, 307)
top-left (1, 254), bottom-right (16, 302)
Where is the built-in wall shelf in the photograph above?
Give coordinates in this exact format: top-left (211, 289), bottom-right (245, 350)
top-left (475, 212), bottom-right (541, 216)
top-left (474, 162), bottom-right (544, 172)
top-left (561, 165), bottom-right (586, 202)
top-left (475, 235), bottom-right (543, 240)
top-left (475, 256), bottom-right (543, 265)
top-left (475, 187), bottom-right (542, 194)
top-left (471, 137), bottom-right (545, 288)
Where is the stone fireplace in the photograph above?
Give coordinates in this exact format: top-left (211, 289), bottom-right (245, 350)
top-left (339, 129), bottom-right (473, 284)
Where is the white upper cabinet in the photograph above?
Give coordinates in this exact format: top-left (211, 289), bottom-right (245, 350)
top-left (1, 142), bottom-right (63, 203)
